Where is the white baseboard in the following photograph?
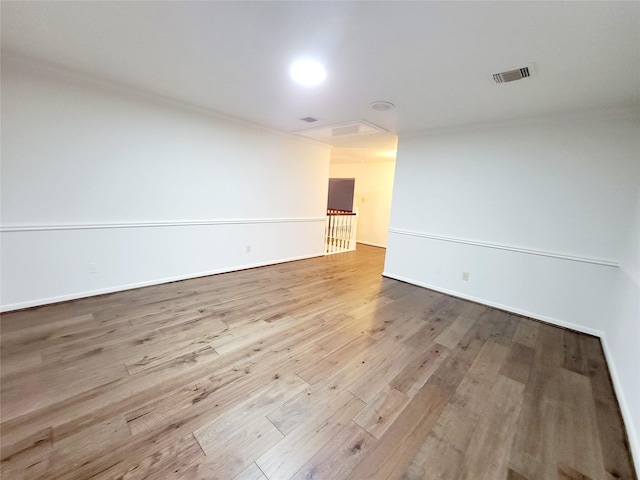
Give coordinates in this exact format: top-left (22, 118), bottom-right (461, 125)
top-left (381, 272), bottom-right (604, 337)
top-left (357, 241), bottom-right (387, 249)
top-left (1, 253), bottom-right (323, 313)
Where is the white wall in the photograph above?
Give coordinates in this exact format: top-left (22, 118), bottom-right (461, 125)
top-left (384, 109), bottom-right (640, 463)
top-left (329, 161), bottom-right (395, 247)
top-left (609, 186), bottom-right (640, 465)
top-left (0, 55), bottom-right (331, 311)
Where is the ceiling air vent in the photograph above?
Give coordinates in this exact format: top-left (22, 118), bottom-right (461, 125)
top-left (493, 66), bottom-right (531, 84)
top-left (299, 116), bottom-right (319, 123)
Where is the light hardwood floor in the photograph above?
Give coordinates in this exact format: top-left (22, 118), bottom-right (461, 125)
top-left (0, 245), bottom-right (636, 479)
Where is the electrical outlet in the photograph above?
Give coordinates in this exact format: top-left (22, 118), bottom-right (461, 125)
top-left (89, 262), bottom-right (98, 274)
top-left (462, 272), bottom-right (469, 281)
top-left (246, 245), bottom-right (251, 253)
top-left (435, 266), bottom-right (442, 274)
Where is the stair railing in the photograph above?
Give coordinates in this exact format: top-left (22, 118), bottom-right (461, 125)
top-left (325, 209), bottom-right (358, 255)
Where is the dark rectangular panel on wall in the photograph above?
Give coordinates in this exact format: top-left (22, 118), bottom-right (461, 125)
top-left (327, 178), bottom-right (355, 212)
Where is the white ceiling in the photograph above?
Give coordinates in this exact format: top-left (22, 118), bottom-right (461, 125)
top-left (2, 1), bottom-right (639, 160)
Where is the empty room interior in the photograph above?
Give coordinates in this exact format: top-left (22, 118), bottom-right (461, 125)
top-left (1, 2), bottom-right (639, 479)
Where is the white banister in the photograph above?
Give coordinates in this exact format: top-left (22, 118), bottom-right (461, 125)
top-left (325, 209), bottom-right (358, 255)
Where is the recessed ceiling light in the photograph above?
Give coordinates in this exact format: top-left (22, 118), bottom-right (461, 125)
top-left (290, 59), bottom-right (326, 86)
top-left (370, 101), bottom-right (395, 112)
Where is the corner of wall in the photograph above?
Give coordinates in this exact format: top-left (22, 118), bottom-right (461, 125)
top-left (600, 333), bottom-right (640, 471)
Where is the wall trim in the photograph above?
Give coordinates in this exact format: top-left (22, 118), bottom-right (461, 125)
top-left (357, 241), bottom-right (387, 249)
top-left (381, 271), bottom-right (605, 337)
top-left (388, 228), bottom-right (618, 268)
top-left (0, 252), bottom-right (324, 313)
top-left (399, 105), bottom-right (639, 139)
top-left (0, 217), bottom-right (327, 233)
top-left (2, 51), bottom-right (332, 151)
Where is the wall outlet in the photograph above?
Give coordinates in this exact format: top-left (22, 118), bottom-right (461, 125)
top-left (462, 271), bottom-right (469, 281)
top-left (89, 262), bottom-right (98, 274)
top-left (246, 245), bottom-right (251, 253)
top-left (435, 266), bottom-right (442, 274)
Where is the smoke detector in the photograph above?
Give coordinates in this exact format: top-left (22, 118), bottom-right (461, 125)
top-left (370, 101), bottom-right (395, 112)
top-left (299, 116), bottom-right (319, 123)
top-left (492, 64), bottom-right (534, 84)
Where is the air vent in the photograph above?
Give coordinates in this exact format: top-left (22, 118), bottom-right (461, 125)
top-left (493, 66), bottom-right (531, 84)
top-left (370, 101), bottom-right (395, 112)
top-left (299, 116), bottom-right (319, 123)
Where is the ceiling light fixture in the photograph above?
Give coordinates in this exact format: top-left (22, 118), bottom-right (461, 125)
top-left (290, 59), bottom-right (326, 86)
top-left (370, 101), bottom-right (395, 112)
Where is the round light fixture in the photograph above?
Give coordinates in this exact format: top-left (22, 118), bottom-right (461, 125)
top-left (370, 101), bottom-right (395, 112)
top-left (290, 59), bottom-right (326, 86)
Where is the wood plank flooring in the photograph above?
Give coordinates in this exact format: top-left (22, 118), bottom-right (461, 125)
top-left (1, 245), bottom-right (636, 479)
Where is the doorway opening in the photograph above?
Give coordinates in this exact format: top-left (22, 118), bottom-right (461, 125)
top-left (327, 135), bottom-right (398, 250)
top-left (325, 178), bottom-right (358, 254)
